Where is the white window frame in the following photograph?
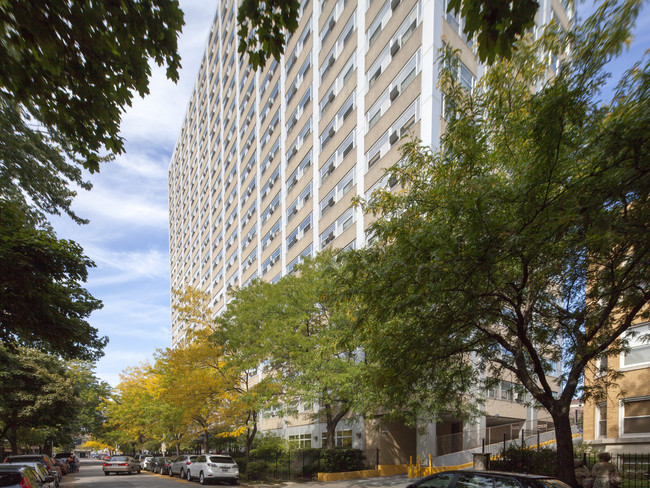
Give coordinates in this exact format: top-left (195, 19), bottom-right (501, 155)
top-left (620, 323), bottom-right (650, 370)
top-left (619, 396), bottom-right (650, 438)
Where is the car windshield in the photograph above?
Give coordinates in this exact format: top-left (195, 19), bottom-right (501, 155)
top-left (209, 456), bottom-right (235, 464)
top-left (111, 456), bottom-right (129, 461)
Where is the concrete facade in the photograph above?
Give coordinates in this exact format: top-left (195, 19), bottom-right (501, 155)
top-left (168, 0), bottom-right (571, 465)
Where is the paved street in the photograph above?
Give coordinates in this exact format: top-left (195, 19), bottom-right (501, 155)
top-left (61, 460), bottom-right (410, 488)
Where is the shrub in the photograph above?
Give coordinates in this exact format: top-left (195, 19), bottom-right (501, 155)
top-left (321, 448), bottom-right (365, 473)
top-left (246, 461), bottom-right (269, 481)
top-left (490, 442), bottom-right (557, 477)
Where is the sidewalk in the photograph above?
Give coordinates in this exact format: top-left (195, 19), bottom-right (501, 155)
top-left (242, 474), bottom-right (409, 488)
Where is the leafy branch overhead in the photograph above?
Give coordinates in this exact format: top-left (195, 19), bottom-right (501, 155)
top-left (237, 0), bottom-right (543, 69)
top-left (238, 0), bottom-right (301, 70)
top-left (447, 0), bottom-right (540, 64)
top-left (0, 0), bottom-right (184, 171)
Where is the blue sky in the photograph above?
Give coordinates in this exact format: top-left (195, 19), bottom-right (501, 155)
top-left (51, 0), bottom-right (648, 388)
top-left (52, 0), bottom-right (218, 386)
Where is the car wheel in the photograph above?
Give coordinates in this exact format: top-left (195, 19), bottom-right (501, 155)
top-left (104, 472), bottom-right (110, 476)
top-left (169, 468), bottom-right (174, 477)
top-left (230, 479), bottom-right (238, 485)
top-left (181, 469), bottom-right (185, 480)
top-left (199, 472), bottom-right (205, 485)
top-left (187, 470), bottom-right (192, 481)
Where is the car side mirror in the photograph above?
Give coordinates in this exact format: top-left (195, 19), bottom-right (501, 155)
top-left (45, 475), bottom-right (55, 483)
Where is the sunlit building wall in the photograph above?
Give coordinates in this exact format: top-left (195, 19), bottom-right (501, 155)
top-left (169, 0), bottom-right (571, 460)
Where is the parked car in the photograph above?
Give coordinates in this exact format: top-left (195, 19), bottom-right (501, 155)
top-left (407, 470), bottom-right (573, 488)
top-left (3, 455), bottom-right (60, 483)
top-left (169, 454), bottom-right (198, 479)
top-left (102, 455), bottom-right (141, 476)
top-left (0, 464), bottom-right (55, 488)
top-left (151, 457), bottom-right (170, 474)
top-left (140, 456), bottom-right (154, 471)
top-left (187, 454), bottom-right (239, 485)
top-left (0, 462), bottom-right (56, 488)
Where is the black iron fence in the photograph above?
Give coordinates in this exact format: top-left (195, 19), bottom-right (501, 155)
top-left (584, 453), bottom-right (650, 488)
top-left (491, 451), bottom-right (650, 488)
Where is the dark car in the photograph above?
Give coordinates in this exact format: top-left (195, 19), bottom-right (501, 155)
top-left (3, 455), bottom-right (60, 483)
top-left (0, 464), bottom-right (54, 488)
top-left (151, 457), bottom-right (171, 475)
top-left (407, 470), bottom-right (573, 488)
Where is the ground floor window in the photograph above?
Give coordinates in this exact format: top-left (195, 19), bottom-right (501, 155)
top-left (288, 433), bottom-right (312, 448)
top-left (621, 397), bottom-right (650, 436)
top-left (322, 429), bottom-right (353, 447)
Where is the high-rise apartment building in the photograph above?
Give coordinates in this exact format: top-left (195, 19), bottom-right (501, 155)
top-left (169, 0), bottom-right (571, 463)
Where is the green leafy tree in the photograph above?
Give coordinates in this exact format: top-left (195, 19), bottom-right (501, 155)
top-left (0, 200), bottom-right (106, 360)
top-left (0, 0), bottom-right (184, 359)
top-left (67, 362), bottom-right (113, 438)
top-left (0, 0), bottom-right (184, 171)
top-left (339, 1), bottom-right (649, 485)
top-left (446, 0), bottom-right (541, 64)
top-left (0, 346), bottom-right (78, 454)
top-left (215, 253), bottom-right (363, 449)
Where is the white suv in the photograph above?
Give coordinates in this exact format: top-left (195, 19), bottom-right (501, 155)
top-left (187, 454), bottom-right (239, 485)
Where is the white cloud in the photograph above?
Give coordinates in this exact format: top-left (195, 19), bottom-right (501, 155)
top-left (86, 246), bottom-right (170, 284)
top-left (72, 184), bottom-right (169, 229)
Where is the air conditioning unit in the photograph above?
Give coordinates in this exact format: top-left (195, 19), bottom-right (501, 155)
top-left (328, 91), bottom-right (335, 103)
top-left (391, 0), bottom-right (400, 10)
top-left (329, 126), bottom-right (336, 138)
top-left (328, 197), bottom-right (335, 207)
top-left (328, 56), bottom-right (336, 67)
top-left (329, 18), bottom-right (336, 31)
top-left (389, 130), bottom-right (399, 145)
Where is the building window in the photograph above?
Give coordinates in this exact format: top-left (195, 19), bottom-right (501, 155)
top-left (621, 323), bottom-right (650, 368)
top-left (322, 429), bottom-right (353, 447)
top-left (621, 398), bottom-right (650, 436)
top-left (596, 402), bottom-right (607, 438)
top-left (289, 433), bottom-right (312, 449)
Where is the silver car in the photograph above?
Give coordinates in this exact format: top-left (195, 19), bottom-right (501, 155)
top-left (102, 455), bottom-right (141, 476)
top-left (169, 454), bottom-right (198, 479)
top-left (187, 454), bottom-right (239, 485)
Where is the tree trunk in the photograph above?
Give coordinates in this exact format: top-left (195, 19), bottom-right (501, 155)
top-left (550, 409), bottom-right (577, 487)
top-left (8, 422), bottom-right (18, 455)
top-left (244, 410), bottom-right (258, 466)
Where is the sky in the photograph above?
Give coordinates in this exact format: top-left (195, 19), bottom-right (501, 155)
top-left (51, 0), bottom-right (649, 388)
top-left (52, 0), bottom-right (218, 387)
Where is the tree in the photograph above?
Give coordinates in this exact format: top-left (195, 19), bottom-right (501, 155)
top-left (215, 253), bottom-right (363, 449)
top-left (66, 362), bottom-right (113, 438)
top-left (446, 0), bottom-right (540, 64)
top-left (0, 0), bottom-right (184, 171)
top-left (237, 0), bottom-right (544, 69)
top-left (0, 1), bottom-right (184, 359)
top-left (0, 346), bottom-right (79, 454)
top-left (339, 1), bottom-right (649, 485)
top-left (0, 200), bottom-right (106, 361)
top-left (169, 287), bottom-right (266, 459)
